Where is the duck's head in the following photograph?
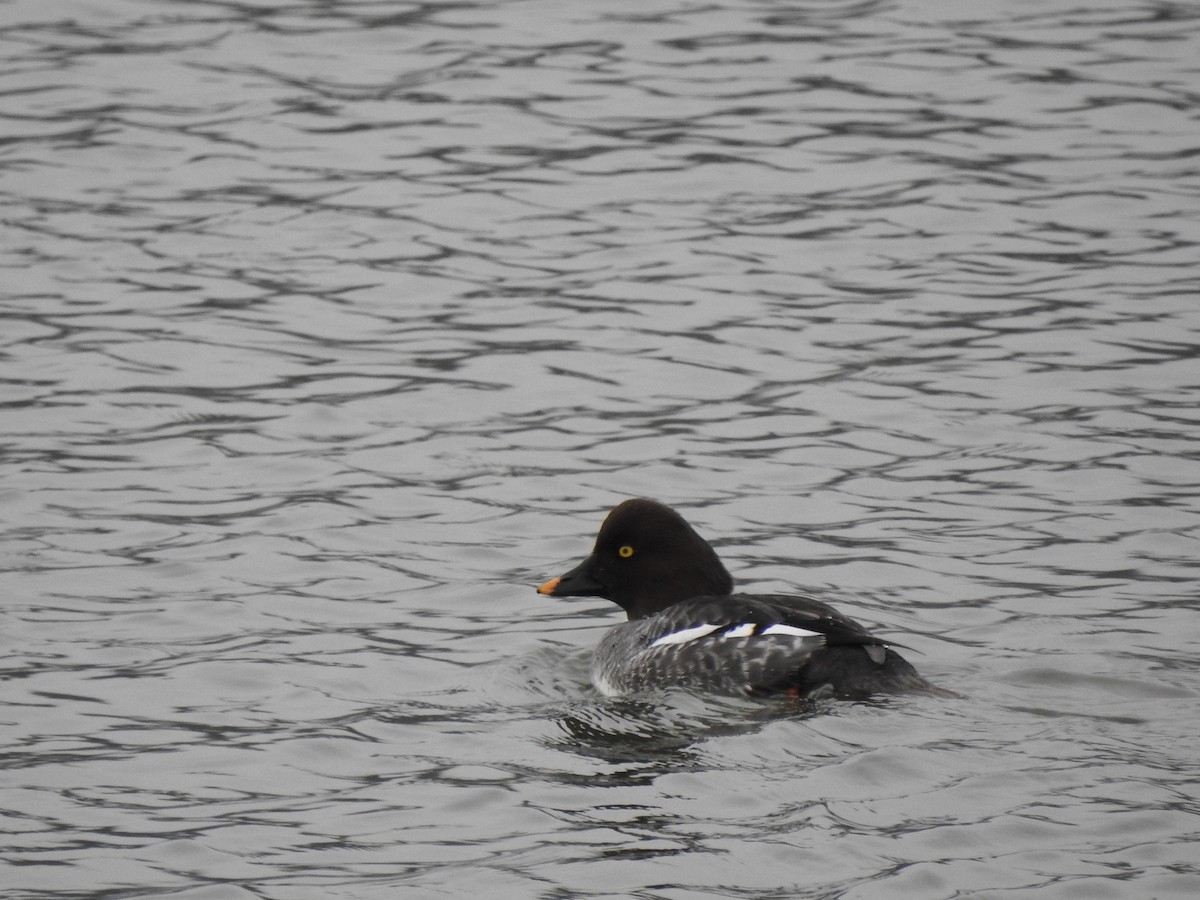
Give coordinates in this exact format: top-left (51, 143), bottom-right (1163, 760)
top-left (537, 498), bottom-right (734, 619)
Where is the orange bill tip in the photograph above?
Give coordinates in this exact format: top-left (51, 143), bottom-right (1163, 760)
top-left (537, 577), bottom-right (561, 596)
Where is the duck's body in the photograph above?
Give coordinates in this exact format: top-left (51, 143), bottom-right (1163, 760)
top-left (538, 498), bottom-right (951, 699)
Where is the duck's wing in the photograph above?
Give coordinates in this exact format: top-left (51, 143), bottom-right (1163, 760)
top-left (736, 593), bottom-right (956, 697)
top-left (741, 593), bottom-right (896, 655)
top-left (594, 595), bottom-right (832, 695)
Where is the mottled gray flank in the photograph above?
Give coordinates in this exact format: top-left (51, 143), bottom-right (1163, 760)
top-left (2, 0), bottom-right (1199, 898)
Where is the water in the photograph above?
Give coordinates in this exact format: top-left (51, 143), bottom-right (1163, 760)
top-left (2, 0), bottom-right (1199, 896)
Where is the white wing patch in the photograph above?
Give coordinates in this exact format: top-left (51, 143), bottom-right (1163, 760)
top-left (760, 623), bottom-right (822, 639)
top-left (649, 621), bottom-right (824, 648)
top-left (649, 623), bottom-right (723, 647)
top-left (722, 623), bottom-right (756, 639)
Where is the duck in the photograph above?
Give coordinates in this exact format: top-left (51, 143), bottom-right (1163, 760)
top-left (537, 498), bottom-right (953, 699)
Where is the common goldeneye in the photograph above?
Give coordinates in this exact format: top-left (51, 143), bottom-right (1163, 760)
top-left (538, 498), bottom-right (952, 699)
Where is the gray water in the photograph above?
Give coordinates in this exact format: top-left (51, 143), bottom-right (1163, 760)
top-left (3, 0), bottom-right (1199, 897)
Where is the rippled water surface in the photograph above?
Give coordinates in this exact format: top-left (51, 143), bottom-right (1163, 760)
top-left (3, 0), bottom-right (1200, 897)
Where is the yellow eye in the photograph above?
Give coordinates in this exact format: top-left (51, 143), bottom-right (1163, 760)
top-left (618, 545), bottom-right (635, 558)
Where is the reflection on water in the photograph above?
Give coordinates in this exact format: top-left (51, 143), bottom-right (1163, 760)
top-left (2, 0), bottom-right (1199, 897)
